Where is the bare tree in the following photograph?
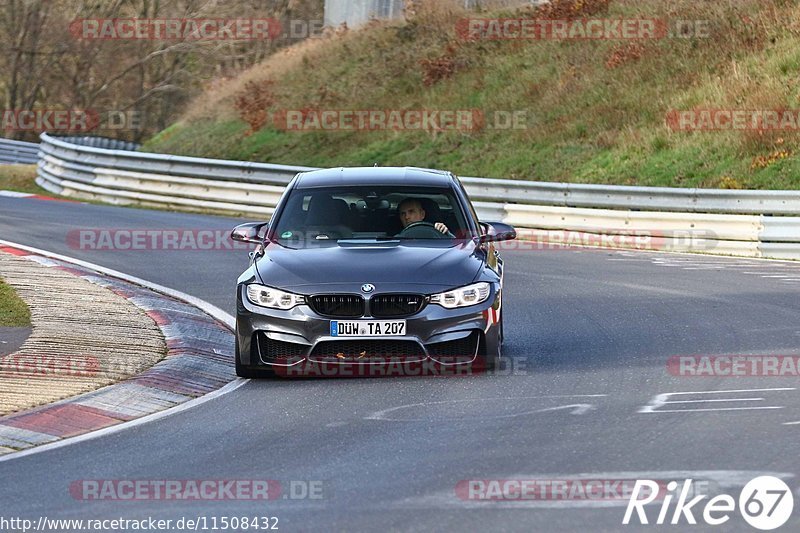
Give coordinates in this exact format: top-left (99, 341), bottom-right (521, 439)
top-left (0, 0), bottom-right (324, 141)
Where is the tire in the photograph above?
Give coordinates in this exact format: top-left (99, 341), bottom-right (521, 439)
top-left (478, 331), bottom-right (502, 372)
top-left (499, 313), bottom-right (505, 347)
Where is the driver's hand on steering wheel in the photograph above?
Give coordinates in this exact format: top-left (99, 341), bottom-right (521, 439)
top-left (434, 222), bottom-right (449, 234)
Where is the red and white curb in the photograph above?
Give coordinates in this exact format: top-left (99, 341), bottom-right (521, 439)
top-left (0, 189), bottom-right (78, 202)
top-left (0, 240), bottom-right (245, 462)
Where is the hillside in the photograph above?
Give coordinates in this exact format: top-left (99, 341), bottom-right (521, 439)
top-left (144, 0), bottom-right (800, 189)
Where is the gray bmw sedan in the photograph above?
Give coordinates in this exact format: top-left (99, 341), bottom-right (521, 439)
top-left (231, 167), bottom-right (516, 377)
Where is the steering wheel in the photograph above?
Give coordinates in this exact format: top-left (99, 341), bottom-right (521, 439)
top-left (397, 221), bottom-right (448, 239)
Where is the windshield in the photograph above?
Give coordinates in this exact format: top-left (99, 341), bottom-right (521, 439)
top-left (271, 186), bottom-right (471, 243)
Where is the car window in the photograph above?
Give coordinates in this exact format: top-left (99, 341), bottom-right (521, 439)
top-left (272, 186), bottom-right (469, 243)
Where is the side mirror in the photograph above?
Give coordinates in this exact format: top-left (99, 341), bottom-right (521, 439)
top-left (231, 222), bottom-right (269, 244)
top-left (476, 222), bottom-right (516, 244)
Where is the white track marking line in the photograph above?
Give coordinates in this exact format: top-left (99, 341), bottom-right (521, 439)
top-left (0, 239), bottom-right (246, 463)
top-left (679, 264), bottom-right (763, 268)
top-left (641, 249), bottom-right (800, 265)
top-left (639, 388), bottom-right (795, 414)
top-left (663, 398), bottom-right (764, 404)
top-left (650, 407), bottom-right (784, 413)
top-left (653, 387), bottom-right (795, 396)
top-left (365, 395), bottom-right (607, 422)
top-left (731, 269), bottom-right (787, 272)
top-left (718, 264), bottom-right (770, 267)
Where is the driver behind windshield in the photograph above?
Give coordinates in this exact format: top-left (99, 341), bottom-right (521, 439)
top-left (397, 198), bottom-right (451, 236)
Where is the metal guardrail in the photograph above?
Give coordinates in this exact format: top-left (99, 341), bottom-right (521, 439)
top-left (39, 132), bottom-right (800, 215)
top-left (0, 138), bottom-right (40, 165)
top-left (459, 178), bottom-right (800, 216)
top-left (55, 136), bottom-right (141, 152)
top-left (40, 133), bottom-right (311, 185)
top-left (34, 133), bottom-right (800, 260)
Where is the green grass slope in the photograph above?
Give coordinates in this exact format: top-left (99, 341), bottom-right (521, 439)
top-left (144, 0), bottom-right (800, 189)
top-left (0, 278), bottom-right (30, 327)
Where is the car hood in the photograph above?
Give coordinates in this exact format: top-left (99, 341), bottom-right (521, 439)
top-left (254, 240), bottom-right (485, 293)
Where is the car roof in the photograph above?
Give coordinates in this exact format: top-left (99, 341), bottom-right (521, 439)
top-left (293, 167), bottom-right (454, 189)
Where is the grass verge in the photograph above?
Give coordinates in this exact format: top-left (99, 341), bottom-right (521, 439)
top-left (0, 278), bottom-right (31, 327)
top-left (0, 165), bottom-right (45, 195)
top-left (143, 0), bottom-right (800, 190)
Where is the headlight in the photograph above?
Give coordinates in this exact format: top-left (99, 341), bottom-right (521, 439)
top-left (245, 284), bottom-right (305, 310)
top-left (429, 282), bottom-right (491, 309)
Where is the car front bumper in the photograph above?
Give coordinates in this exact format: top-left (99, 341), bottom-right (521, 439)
top-left (235, 284), bottom-right (501, 372)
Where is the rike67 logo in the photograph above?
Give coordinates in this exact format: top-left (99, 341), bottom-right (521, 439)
top-left (623, 476), bottom-right (794, 530)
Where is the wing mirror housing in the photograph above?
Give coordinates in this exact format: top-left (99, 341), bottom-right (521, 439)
top-left (231, 222), bottom-right (269, 244)
top-left (476, 222), bottom-right (517, 244)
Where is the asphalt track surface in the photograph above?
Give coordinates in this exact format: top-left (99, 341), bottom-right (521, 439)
top-left (1, 196), bottom-right (800, 532)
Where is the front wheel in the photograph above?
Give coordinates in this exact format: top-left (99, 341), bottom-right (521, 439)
top-left (477, 331), bottom-right (502, 372)
top-left (499, 313), bottom-right (505, 347)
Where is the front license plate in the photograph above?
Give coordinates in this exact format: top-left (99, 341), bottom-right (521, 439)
top-left (330, 320), bottom-right (406, 337)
